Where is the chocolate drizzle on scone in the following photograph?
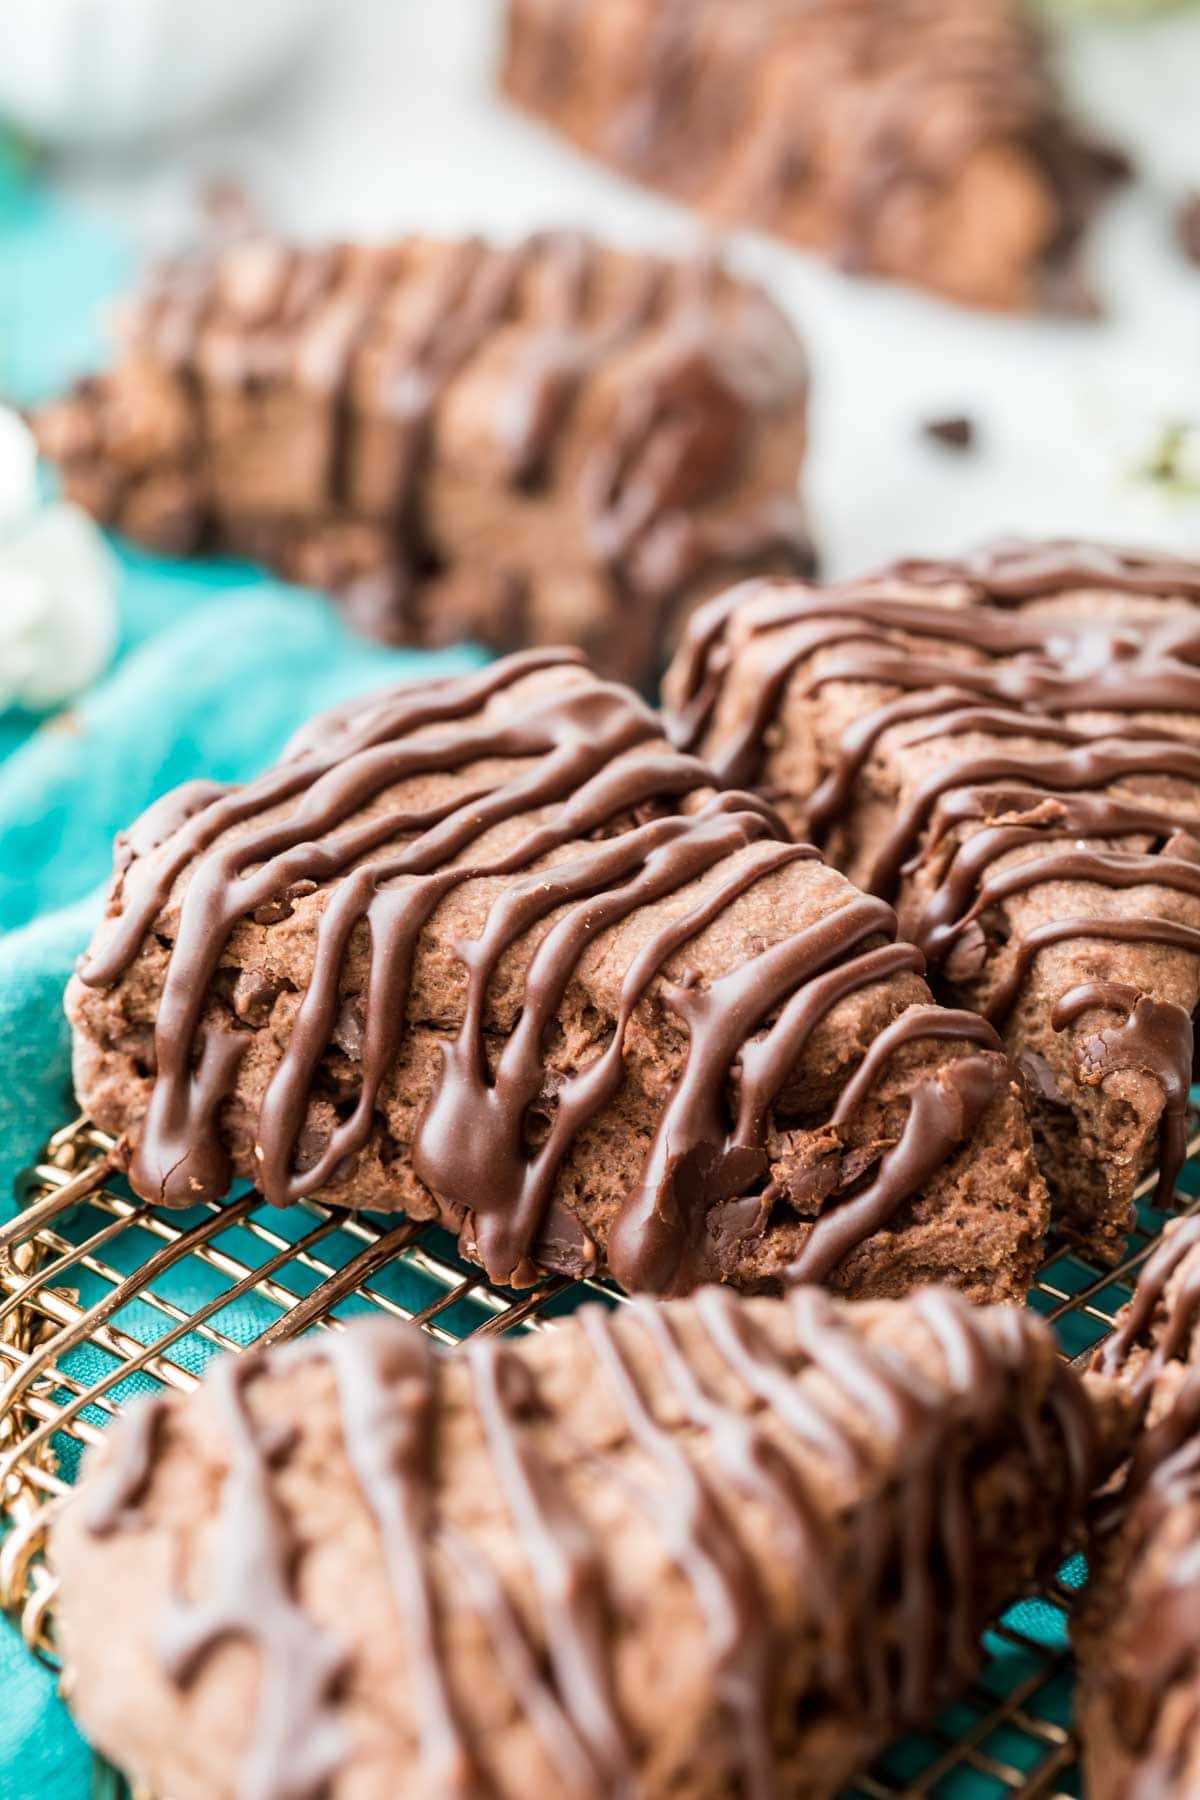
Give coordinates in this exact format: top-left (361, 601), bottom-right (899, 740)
top-left (663, 543), bottom-right (1200, 1252)
top-left (1078, 1220), bottom-right (1200, 1799)
top-left (34, 231), bottom-right (814, 683)
top-left (1099, 1218), bottom-right (1200, 1392)
top-left (67, 1288), bottom-right (1103, 1800)
top-left (157, 1357), bottom-right (350, 1800)
top-left (73, 650), bottom-right (1030, 1298)
top-left (502, 0), bottom-right (1125, 313)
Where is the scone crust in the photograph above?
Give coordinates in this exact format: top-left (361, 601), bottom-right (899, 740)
top-left (68, 650), bottom-right (1047, 1302)
top-left (663, 542), bottom-right (1200, 1263)
top-left (54, 1287), bottom-right (1112, 1800)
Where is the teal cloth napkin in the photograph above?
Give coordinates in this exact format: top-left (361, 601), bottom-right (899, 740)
top-left (0, 140), bottom-right (487, 1800)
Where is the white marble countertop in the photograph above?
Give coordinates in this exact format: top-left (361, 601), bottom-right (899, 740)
top-left (49, 0), bottom-right (1200, 579)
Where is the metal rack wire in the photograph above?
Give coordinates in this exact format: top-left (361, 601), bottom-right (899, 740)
top-left (2, 1111), bottom-right (1197, 1799)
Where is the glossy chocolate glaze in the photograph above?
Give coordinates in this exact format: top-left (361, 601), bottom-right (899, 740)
top-left (158, 1356), bottom-right (350, 1800)
top-left (82, 1289), bottom-right (1098, 1799)
top-left (506, 0), bottom-right (1123, 311)
top-left (1099, 1217), bottom-right (1200, 1386)
top-left (1089, 1219), bottom-right (1200, 1792)
top-left (125, 232), bottom-right (814, 650)
top-left (81, 650), bottom-right (1009, 1295)
top-left (665, 544), bottom-right (1200, 1204)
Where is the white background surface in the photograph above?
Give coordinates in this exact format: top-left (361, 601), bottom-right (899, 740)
top-left (49, 0), bottom-right (1200, 581)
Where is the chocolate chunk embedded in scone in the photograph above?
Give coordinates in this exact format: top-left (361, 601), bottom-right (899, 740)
top-left (33, 233), bottom-right (814, 685)
top-left (1077, 1218), bottom-right (1200, 1799)
top-left (68, 649), bottom-right (1046, 1301)
top-left (54, 1284), bottom-right (1127, 1800)
top-left (500, 0), bottom-right (1124, 314)
top-left (663, 542), bottom-right (1200, 1263)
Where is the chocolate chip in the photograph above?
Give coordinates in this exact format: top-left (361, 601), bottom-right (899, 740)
top-left (252, 879), bottom-right (318, 927)
top-left (1017, 1050), bottom-right (1070, 1110)
top-left (232, 965), bottom-right (282, 1026)
top-left (921, 415), bottom-right (975, 452)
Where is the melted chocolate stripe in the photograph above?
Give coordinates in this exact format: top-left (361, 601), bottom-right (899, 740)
top-left (921, 787), bottom-right (1192, 861)
top-left (130, 678), bottom-right (679, 1207)
top-left (158, 1357), bottom-right (349, 1800)
top-left (253, 721), bottom-right (710, 1213)
top-left (734, 932), bottom-right (923, 1146)
top-left (606, 893), bottom-right (916, 1294)
top-left (440, 1521), bottom-right (602, 1795)
top-left (867, 742), bottom-right (1200, 903)
top-left (81, 1394), bottom-right (170, 1537)
top-left (674, 586), bottom-right (1200, 834)
top-left (985, 919), bottom-right (1200, 1027)
top-left (325, 1326), bottom-right (478, 1797)
top-left (912, 807), bottom-right (1200, 963)
top-left (692, 1285), bottom-right (867, 1476)
top-left (806, 687), bottom-right (981, 845)
top-left (85, 650), bottom-right (586, 987)
top-left (891, 540), bottom-right (1200, 604)
top-left (785, 1011), bottom-right (1008, 1286)
top-left (926, 849), bottom-right (1200, 963)
top-left (1100, 1217), bottom-right (1200, 1381)
top-left (467, 1338), bottom-right (633, 1792)
top-left (581, 1305), bottom-right (776, 1800)
top-left (788, 1289), bottom-right (977, 1724)
top-left (500, 236), bottom-right (667, 487)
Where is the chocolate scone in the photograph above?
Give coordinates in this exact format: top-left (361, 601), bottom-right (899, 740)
top-left (53, 1284), bottom-right (1125, 1800)
top-left (662, 541), bottom-right (1200, 1263)
top-left (67, 649), bottom-right (1047, 1301)
top-left (33, 232), bottom-right (814, 683)
top-left (500, 0), bottom-right (1125, 313)
top-left (1077, 1217), bottom-right (1200, 1799)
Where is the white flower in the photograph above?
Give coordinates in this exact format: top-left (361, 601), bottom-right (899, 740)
top-left (0, 503), bottom-right (118, 713)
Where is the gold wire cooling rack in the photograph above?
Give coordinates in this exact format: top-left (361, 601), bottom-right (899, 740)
top-left (2, 1113), bottom-right (1199, 1800)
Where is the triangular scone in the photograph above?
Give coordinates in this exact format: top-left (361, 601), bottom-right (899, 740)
top-left (1078, 1217), bottom-right (1200, 1800)
top-left (67, 650), bottom-right (1045, 1302)
top-left (34, 232), bottom-right (813, 685)
top-left (502, 0), bottom-right (1124, 313)
top-left (664, 544), bottom-right (1200, 1262)
top-left (54, 1285), bottom-right (1127, 1800)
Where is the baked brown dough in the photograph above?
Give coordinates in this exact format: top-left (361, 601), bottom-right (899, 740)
top-left (33, 232), bottom-right (814, 685)
top-left (67, 650), bottom-right (1047, 1302)
top-left (500, 0), bottom-right (1125, 313)
top-left (1077, 1217), bottom-right (1200, 1799)
top-left (663, 542), bottom-right (1200, 1263)
top-left (53, 1284), bottom-right (1125, 1800)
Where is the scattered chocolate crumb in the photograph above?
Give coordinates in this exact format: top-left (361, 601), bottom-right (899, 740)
top-left (922, 415), bottom-right (975, 452)
top-left (1176, 192), bottom-right (1200, 269)
top-left (1086, 138), bottom-right (1135, 190)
